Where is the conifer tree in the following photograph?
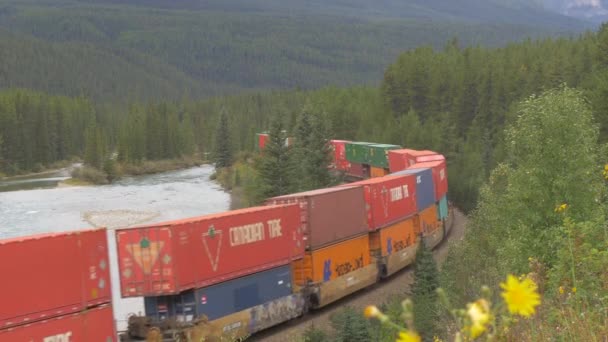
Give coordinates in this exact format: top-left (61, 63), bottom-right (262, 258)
top-left (330, 306), bottom-right (371, 342)
top-left (214, 110), bottom-right (232, 169)
top-left (290, 103), bottom-right (333, 192)
top-left (252, 114), bottom-right (292, 202)
top-left (411, 239), bottom-right (440, 341)
top-left (84, 123), bottom-right (106, 170)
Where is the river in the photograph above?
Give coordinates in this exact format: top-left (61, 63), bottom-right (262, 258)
top-left (0, 165), bottom-right (231, 332)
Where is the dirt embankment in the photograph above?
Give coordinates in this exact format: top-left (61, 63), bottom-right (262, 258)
top-left (252, 209), bottom-right (468, 342)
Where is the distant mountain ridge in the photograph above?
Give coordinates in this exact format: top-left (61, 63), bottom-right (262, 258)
top-left (0, 0), bottom-right (595, 102)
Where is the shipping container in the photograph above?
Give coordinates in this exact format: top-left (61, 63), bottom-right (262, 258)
top-left (145, 265), bottom-right (294, 322)
top-left (416, 153), bottom-right (445, 163)
top-left (345, 142), bottom-right (372, 164)
top-left (292, 234), bottom-right (370, 284)
top-left (116, 204), bottom-right (304, 297)
top-left (369, 218), bottom-right (418, 277)
top-left (0, 304), bottom-right (115, 342)
top-left (409, 160), bottom-right (448, 200)
top-left (418, 205), bottom-right (444, 250)
top-left (330, 140), bottom-right (351, 171)
top-left (392, 168), bottom-right (436, 211)
top-left (177, 293), bottom-right (305, 341)
top-left (292, 234), bottom-right (376, 307)
top-left (0, 228), bottom-right (111, 329)
top-left (388, 149), bottom-right (437, 172)
top-left (438, 195), bottom-right (448, 221)
top-left (367, 144), bottom-right (401, 168)
top-left (347, 162), bottom-right (368, 179)
top-left (337, 174), bottom-right (417, 230)
top-left (266, 187), bottom-right (368, 250)
top-left (370, 166), bottom-right (389, 178)
top-left (257, 133), bottom-right (269, 150)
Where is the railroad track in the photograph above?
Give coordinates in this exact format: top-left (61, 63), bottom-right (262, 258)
top-left (250, 208), bottom-right (468, 342)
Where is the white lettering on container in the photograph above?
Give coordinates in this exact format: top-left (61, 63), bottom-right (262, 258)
top-left (230, 222), bottom-right (265, 246)
top-left (389, 185), bottom-right (409, 202)
top-left (43, 332), bottom-right (72, 342)
top-left (402, 185), bottom-right (409, 198)
top-left (390, 187), bottom-right (402, 201)
top-left (416, 176), bottom-right (422, 184)
top-left (439, 168), bottom-right (445, 180)
top-left (268, 219), bottom-right (282, 238)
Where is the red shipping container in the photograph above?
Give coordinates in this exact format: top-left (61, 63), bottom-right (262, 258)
top-left (388, 149), bottom-right (437, 172)
top-left (347, 162), bottom-right (367, 178)
top-left (0, 229), bottom-right (111, 329)
top-left (257, 133), bottom-right (269, 150)
top-left (330, 139), bottom-right (351, 171)
top-left (409, 160), bottom-right (448, 200)
top-left (0, 304), bottom-right (115, 342)
top-left (416, 153), bottom-right (445, 163)
top-left (266, 186), bottom-right (368, 250)
top-left (337, 174), bottom-right (417, 230)
top-left (115, 204), bottom-right (304, 297)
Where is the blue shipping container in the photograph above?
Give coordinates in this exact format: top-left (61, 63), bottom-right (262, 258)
top-left (145, 264), bottom-right (293, 322)
top-left (392, 168), bottom-right (435, 211)
top-left (438, 195), bottom-right (448, 220)
top-left (195, 264), bottom-right (293, 320)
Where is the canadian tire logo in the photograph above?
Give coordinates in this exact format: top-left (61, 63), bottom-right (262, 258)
top-left (126, 238), bottom-right (164, 275)
top-left (202, 225), bottom-right (223, 272)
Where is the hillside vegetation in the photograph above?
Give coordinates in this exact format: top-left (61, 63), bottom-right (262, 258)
top-left (0, 0), bottom-right (590, 101)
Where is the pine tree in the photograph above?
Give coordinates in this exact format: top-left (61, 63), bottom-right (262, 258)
top-left (330, 307), bottom-right (371, 342)
top-left (214, 110), bottom-right (232, 169)
top-left (252, 114), bottom-right (292, 202)
top-left (290, 103), bottom-right (333, 192)
top-left (411, 240), bottom-right (440, 341)
top-left (84, 123), bottom-right (106, 170)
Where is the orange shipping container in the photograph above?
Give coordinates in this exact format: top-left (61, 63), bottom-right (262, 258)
top-left (369, 218), bottom-right (417, 257)
top-left (370, 166), bottom-right (389, 178)
top-left (419, 205), bottom-right (440, 234)
top-left (292, 234), bottom-right (370, 285)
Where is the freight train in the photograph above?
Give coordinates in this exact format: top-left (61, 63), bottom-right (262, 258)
top-left (0, 139), bottom-right (452, 342)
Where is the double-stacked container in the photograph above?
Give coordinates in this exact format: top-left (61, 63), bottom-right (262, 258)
top-left (330, 140), bottom-right (351, 171)
top-left (0, 228), bottom-right (115, 341)
top-left (266, 187), bottom-right (376, 308)
top-left (118, 204), bottom-right (306, 340)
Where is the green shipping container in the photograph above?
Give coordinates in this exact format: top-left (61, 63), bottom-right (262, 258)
top-left (345, 142), bottom-right (372, 164)
top-left (438, 194), bottom-right (449, 220)
top-left (367, 144), bottom-right (401, 168)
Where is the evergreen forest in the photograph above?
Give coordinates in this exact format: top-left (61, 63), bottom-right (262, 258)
top-left (2, 2), bottom-right (608, 339)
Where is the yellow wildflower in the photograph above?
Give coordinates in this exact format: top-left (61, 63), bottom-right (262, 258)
top-left (364, 305), bottom-right (388, 322)
top-left (572, 287), bottom-right (577, 294)
top-left (433, 336), bottom-right (443, 342)
top-left (555, 203), bottom-right (568, 213)
top-left (396, 330), bottom-right (421, 342)
top-left (604, 164), bottom-right (608, 171)
top-left (466, 299), bottom-right (491, 339)
top-left (500, 274), bottom-right (541, 317)
top-left (364, 305), bottom-right (380, 318)
top-left (559, 286), bottom-right (564, 295)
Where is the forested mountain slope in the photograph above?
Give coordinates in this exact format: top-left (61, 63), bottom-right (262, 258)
top-left (0, 0), bottom-right (591, 101)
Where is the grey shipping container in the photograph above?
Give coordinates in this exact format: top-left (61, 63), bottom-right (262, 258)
top-left (145, 264), bottom-right (293, 322)
top-left (392, 168), bottom-right (435, 211)
top-left (266, 186), bottom-right (369, 249)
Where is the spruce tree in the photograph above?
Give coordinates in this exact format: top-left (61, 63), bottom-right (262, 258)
top-left (290, 103), bottom-right (333, 192)
top-left (252, 114), bottom-right (292, 202)
top-left (84, 123), bottom-right (106, 170)
top-left (411, 239), bottom-right (440, 341)
top-left (330, 306), bottom-right (371, 342)
top-left (214, 110), bottom-right (232, 169)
